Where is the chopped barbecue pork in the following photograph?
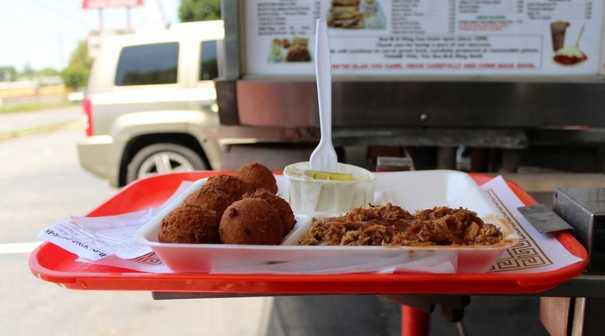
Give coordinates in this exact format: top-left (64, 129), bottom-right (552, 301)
top-left (300, 204), bottom-right (504, 246)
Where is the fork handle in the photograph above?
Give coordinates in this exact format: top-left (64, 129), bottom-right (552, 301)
top-left (315, 18), bottom-right (333, 147)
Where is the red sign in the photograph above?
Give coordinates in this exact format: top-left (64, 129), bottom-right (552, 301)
top-left (82, 0), bottom-right (144, 9)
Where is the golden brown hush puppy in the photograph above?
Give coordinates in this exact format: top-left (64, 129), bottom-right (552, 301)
top-left (159, 205), bottom-right (219, 244)
top-left (184, 187), bottom-right (238, 219)
top-left (219, 198), bottom-right (284, 244)
top-left (203, 175), bottom-right (251, 198)
top-left (243, 189), bottom-right (295, 234)
top-left (237, 162), bottom-right (278, 194)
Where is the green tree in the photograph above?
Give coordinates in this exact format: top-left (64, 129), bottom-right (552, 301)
top-left (0, 66), bottom-right (17, 81)
top-left (179, 0), bottom-right (221, 22)
top-left (62, 41), bottom-right (91, 90)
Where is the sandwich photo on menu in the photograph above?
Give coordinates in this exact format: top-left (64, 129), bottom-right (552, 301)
top-left (328, 0), bottom-right (386, 30)
top-left (329, 6), bottom-right (364, 28)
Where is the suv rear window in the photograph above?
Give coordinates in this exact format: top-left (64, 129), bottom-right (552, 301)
top-left (115, 43), bottom-right (178, 86)
top-left (200, 40), bottom-right (219, 81)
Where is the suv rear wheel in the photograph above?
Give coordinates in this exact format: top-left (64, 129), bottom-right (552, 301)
top-left (126, 143), bottom-right (207, 183)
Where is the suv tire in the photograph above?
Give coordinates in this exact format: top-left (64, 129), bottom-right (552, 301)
top-left (126, 143), bottom-right (207, 183)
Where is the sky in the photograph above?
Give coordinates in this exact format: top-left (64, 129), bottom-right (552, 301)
top-left (0, 0), bottom-right (180, 71)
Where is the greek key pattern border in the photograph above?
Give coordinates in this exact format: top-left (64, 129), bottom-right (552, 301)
top-left (486, 189), bottom-right (552, 272)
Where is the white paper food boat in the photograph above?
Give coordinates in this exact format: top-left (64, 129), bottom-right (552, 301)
top-left (136, 170), bottom-right (516, 274)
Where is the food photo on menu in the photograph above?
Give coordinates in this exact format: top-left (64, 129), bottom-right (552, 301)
top-left (328, 0), bottom-right (386, 30)
top-left (268, 37), bottom-right (312, 63)
top-left (551, 20), bottom-right (588, 66)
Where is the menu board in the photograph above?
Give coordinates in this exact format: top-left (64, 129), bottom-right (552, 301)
top-left (244, 0), bottom-right (605, 77)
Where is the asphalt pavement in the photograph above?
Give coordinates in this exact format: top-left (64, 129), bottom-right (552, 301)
top-left (0, 108), bottom-right (549, 336)
top-left (0, 111), bottom-right (271, 336)
top-left (0, 122), bottom-right (113, 243)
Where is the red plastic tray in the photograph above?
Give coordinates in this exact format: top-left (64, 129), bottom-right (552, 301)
top-left (29, 172), bottom-right (588, 294)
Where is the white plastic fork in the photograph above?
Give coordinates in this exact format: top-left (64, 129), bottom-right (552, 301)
top-left (309, 18), bottom-right (338, 172)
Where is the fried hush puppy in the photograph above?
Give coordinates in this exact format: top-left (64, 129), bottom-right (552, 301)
top-left (184, 174), bottom-right (250, 217)
top-left (159, 205), bottom-right (219, 244)
top-left (238, 162), bottom-right (278, 194)
top-left (160, 163), bottom-right (288, 245)
top-left (203, 175), bottom-right (251, 198)
top-left (184, 187), bottom-right (237, 219)
top-left (219, 198), bottom-right (284, 244)
top-left (244, 189), bottom-right (295, 233)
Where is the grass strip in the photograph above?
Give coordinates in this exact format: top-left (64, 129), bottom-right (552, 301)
top-left (0, 102), bottom-right (74, 114)
top-left (0, 121), bottom-right (77, 143)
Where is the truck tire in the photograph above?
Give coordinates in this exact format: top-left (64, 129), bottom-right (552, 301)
top-left (126, 143), bottom-right (207, 184)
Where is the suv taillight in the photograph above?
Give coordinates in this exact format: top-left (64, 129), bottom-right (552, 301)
top-left (82, 97), bottom-right (93, 137)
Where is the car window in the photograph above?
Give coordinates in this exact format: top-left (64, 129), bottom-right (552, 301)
top-left (200, 40), bottom-right (219, 81)
top-left (115, 42), bottom-right (178, 86)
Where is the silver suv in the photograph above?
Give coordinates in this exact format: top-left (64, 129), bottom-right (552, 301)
top-left (77, 21), bottom-right (224, 186)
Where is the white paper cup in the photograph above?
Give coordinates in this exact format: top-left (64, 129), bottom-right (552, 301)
top-left (284, 162), bottom-right (375, 216)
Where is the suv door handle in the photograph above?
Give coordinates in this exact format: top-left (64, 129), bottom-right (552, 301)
top-left (200, 103), bottom-right (219, 112)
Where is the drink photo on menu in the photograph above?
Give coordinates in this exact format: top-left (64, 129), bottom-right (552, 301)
top-left (551, 20), bottom-right (588, 66)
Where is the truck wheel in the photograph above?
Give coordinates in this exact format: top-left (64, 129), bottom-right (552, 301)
top-left (126, 143), bottom-right (207, 183)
